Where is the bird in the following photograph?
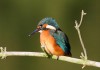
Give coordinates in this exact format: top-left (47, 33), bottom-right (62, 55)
top-left (29, 17), bottom-right (72, 58)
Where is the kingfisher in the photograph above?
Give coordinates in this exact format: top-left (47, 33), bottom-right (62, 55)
top-left (29, 17), bottom-right (72, 58)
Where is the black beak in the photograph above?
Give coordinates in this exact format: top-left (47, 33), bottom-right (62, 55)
top-left (29, 28), bottom-right (40, 36)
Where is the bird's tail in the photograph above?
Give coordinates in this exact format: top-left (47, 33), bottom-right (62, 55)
top-left (65, 52), bottom-right (72, 57)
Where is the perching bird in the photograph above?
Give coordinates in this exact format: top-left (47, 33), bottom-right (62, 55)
top-left (29, 17), bottom-right (72, 57)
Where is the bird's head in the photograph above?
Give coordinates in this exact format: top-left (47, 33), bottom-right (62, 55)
top-left (29, 17), bottom-right (60, 36)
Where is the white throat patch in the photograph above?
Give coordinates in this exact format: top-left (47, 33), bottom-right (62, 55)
top-left (46, 25), bottom-right (56, 30)
top-left (38, 30), bottom-right (43, 33)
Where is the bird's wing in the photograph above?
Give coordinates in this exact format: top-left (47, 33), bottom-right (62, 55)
top-left (50, 30), bottom-right (71, 53)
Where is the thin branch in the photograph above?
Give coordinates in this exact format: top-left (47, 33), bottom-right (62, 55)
top-left (0, 47), bottom-right (100, 68)
top-left (79, 10), bottom-right (87, 27)
top-left (75, 10), bottom-right (87, 68)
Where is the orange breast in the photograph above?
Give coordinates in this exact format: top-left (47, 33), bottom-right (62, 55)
top-left (40, 30), bottom-right (65, 56)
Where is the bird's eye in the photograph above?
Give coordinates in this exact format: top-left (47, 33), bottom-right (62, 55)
top-left (39, 25), bottom-right (43, 28)
top-left (37, 25), bottom-right (42, 29)
top-left (40, 24), bottom-right (42, 26)
top-left (38, 25), bottom-right (43, 28)
top-left (38, 24), bottom-right (42, 27)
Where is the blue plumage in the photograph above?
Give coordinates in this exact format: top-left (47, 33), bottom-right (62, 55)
top-left (38, 17), bottom-right (59, 29)
top-left (50, 30), bottom-right (71, 56)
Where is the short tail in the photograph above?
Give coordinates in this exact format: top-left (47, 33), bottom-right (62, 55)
top-left (65, 52), bottom-right (72, 57)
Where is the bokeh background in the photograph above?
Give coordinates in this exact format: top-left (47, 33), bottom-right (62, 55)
top-left (0, 0), bottom-right (100, 70)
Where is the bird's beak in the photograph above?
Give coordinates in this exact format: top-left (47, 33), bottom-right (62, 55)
top-left (29, 28), bottom-right (40, 36)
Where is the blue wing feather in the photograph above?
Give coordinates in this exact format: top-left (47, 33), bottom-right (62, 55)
top-left (50, 30), bottom-right (71, 54)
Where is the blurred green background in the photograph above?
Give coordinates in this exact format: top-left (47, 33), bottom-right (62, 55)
top-left (0, 0), bottom-right (100, 70)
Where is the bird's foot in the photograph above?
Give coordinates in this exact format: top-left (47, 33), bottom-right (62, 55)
top-left (41, 47), bottom-right (52, 59)
top-left (45, 53), bottom-right (52, 59)
top-left (56, 56), bottom-right (59, 60)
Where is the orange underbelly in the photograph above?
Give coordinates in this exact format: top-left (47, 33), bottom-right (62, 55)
top-left (40, 30), bottom-right (65, 56)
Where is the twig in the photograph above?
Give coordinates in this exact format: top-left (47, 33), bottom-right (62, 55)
top-left (75, 10), bottom-right (87, 68)
top-left (0, 47), bottom-right (100, 68)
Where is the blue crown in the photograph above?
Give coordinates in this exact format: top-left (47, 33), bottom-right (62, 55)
top-left (38, 17), bottom-right (59, 29)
